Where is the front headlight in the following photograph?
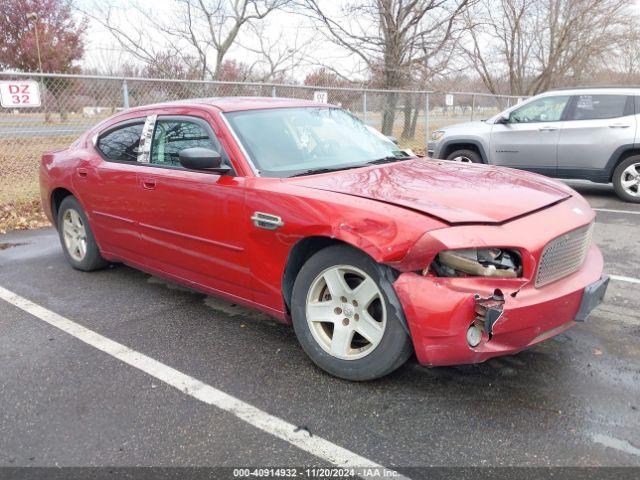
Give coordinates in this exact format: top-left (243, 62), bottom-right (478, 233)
top-left (429, 248), bottom-right (522, 278)
top-left (431, 130), bottom-right (445, 141)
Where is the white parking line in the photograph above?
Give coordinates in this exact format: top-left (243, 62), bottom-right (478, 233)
top-left (592, 434), bottom-right (640, 458)
top-left (610, 274), bottom-right (640, 285)
top-left (0, 286), bottom-right (407, 480)
top-left (594, 208), bottom-right (640, 215)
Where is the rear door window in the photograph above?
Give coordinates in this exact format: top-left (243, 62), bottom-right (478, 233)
top-left (568, 95), bottom-right (632, 120)
top-left (97, 122), bottom-right (144, 162)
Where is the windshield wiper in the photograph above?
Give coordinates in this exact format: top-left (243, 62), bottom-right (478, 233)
top-left (365, 154), bottom-right (411, 165)
top-left (288, 154), bottom-right (412, 178)
top-left (288, 165), bottom-right (362, 178)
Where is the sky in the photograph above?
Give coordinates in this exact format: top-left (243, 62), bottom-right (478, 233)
top-left (77, 0), bottom-right (640, 81)
top-left (77, 0), bottom-right (359, 80)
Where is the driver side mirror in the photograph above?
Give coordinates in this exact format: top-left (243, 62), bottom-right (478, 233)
top-left (496, 112), bottom-right (510, 124)
top-left (178, 147), bottom-right (231, 174)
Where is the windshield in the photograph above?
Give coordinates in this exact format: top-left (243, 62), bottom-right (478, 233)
top-left (224, 107), bottom-right (407, 177)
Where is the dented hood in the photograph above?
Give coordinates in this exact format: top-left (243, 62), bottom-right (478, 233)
top-left (291, 159), bottom-right (571, 224)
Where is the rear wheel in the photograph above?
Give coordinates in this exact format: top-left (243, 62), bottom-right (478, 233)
top-left (446, 149), bottom-right (482, 163)
top-left (613, 156), bottom-right (640, 203)
top-left (291, 245), bottom-right (412, 381)
top-left (57, 196), bottom-right (108, 271)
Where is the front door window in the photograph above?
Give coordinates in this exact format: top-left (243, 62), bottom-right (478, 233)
top-left (150, 119), bottom-right (220, 167)
top-left (509, 96), bottom-right (570, 123)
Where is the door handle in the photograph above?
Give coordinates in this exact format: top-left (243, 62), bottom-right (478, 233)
top-left (141, 178), bottom-right (157, 190)
top-left (77, 167), bottom-right (88, 178)
top-left (251, 212), bottom-right (284, 230)
top-left (538, 126), bottom-right (558, 131)
top-left (609, 124), bottom-right (630, 128)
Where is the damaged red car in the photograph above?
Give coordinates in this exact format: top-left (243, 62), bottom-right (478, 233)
top-left (40, 98), bottom-right (609, 380)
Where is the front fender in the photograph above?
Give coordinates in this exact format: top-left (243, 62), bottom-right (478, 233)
top-left (244, 183), bottom-right (445, 316)
top-left (437, 137), bottom-right (490, 163)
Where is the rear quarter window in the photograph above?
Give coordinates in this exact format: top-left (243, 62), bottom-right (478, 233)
top-left (97, 122), bottom-right (144, 162)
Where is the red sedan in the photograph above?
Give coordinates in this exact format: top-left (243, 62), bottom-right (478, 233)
top-left (40, 97), bottom-right (608, 380)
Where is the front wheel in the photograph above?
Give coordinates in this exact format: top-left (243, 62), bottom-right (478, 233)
top-left (291, 245), bottom-right (412, 381)
top-left (612, 156), bottom-right (640, 203)
top-left (57, 196), bottom-right (108, 271)
top-left (446, 149), bottom-right (482, 164)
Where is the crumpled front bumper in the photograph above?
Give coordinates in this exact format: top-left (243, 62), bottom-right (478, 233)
top-left (393, 244), bottom-right (605, 366)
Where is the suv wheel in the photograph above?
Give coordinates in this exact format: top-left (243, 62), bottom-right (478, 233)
top-left (613, 156), bottom-right (640, 203)
top-left (291, 245), bottom-right (413, 381)
top-left (446, 149), bottom-right (482, 163)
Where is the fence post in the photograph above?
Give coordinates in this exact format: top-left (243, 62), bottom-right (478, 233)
top-left (424, 93), bottom-right (430, 152)
top-left (363, 90), bottom-right (368, 124)
top-left (272, 85), bottom-right (277, 98)
top-left (40, 75), bottom-right (49, 122)
top-left (122, 79), bottom-right (130, 109)
top-left (471, 94), bottom-right (476, 121)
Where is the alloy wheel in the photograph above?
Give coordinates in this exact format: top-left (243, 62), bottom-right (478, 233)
top-left (620, 162), bottom-right (640, 197)
top-left (62, 208), bottom-right (88, 262)
top-left (305, 265), bottom-right (387, 360)
top-left (452, 155), bottom-right (473, 163)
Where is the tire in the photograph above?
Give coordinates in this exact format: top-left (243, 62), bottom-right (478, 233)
top-left (446, 149), bottom-right (482, 164)
top-left (612, 155), bottom-right (640, 203)
top-left (57, 196), bottom-right (108, 271)
top-left (291, 245), bottom-right (413, 381)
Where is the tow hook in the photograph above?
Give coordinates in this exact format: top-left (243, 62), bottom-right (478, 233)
top-left (466, 289), bottom-right (505, 347)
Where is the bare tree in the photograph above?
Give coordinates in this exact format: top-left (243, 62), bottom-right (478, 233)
top-left (463, 0), bottom-right (634, 95)
top-left (84, 0), bottom-right (291, 80)
top-left (609, 18), bottom-right (640, 82)
top-left (238, 22), bottom-right (313, 81)
top-left (303, 0), bottom-right (470, 136)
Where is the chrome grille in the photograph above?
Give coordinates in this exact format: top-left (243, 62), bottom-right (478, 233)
top-left (535, 222), bottom-right (594, 288)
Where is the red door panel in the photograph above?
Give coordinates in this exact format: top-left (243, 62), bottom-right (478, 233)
top-left (73, 158), bottom-right (146, 257)
top-left (135, 170), bottom-right (251, 299)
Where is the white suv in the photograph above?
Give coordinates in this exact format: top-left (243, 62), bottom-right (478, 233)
top-left (428, 87), bottom-right (640, 202)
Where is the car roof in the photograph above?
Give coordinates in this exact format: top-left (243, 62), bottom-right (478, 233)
top-left (125, 96), bottom-right (335, 114)
top-left (543, 86), bottom-right (640, 96)
top-left (207, 96), bottom-right (335, 112)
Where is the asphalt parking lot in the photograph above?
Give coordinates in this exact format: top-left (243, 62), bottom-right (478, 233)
top-left (0, 180), bottom-right (638, 475)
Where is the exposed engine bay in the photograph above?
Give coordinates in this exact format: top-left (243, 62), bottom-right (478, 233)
top-left (430, 248), bottom-right (522, 278)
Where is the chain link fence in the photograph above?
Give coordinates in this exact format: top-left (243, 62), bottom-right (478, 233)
top-left (0, 71), bottom-right (521, 205)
